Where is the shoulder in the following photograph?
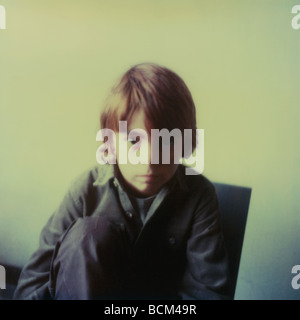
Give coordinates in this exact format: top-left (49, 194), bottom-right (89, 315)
top-left (177, 165), bottom-right (216, 197)
top-left (177, 166), bottom-right (220, 221)
top-left (67, 164), bottom-right (114, 198)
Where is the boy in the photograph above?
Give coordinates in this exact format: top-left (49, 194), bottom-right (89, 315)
top-left (14, 63), bottom-right (229, 300)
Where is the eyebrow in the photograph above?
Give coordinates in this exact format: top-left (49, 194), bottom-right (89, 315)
top-left (127, 128), bottom-right (150, 138)
top-left (127, 128), bottom-right (145, 133)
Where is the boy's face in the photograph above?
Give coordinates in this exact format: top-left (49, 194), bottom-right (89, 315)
top-left (116, 109), bottom-right (179, 198)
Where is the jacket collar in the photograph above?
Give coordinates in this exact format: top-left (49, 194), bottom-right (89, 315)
top-left (92, 164), bottom-right (115, 187)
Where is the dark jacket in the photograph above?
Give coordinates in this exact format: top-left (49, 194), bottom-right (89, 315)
top-left (14, 164), bottom-right (229, 300)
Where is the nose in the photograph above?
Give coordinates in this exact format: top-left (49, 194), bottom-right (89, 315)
top-left (143, 140), bottom-right (158, 167)
top-left (149, 139), bottom-right (159, 165)
top-left (138, 139), bottom-right (160, 167)
top-left (140, 137), bottom-right (170, 166)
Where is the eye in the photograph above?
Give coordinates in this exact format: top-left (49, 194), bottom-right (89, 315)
top-left (128, 136), bottom-right (140, 145)
top-left (161, 137), bottom-right (175, 146)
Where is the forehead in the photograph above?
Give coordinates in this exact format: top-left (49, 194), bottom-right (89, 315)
top-left (127, 109), bottom-right (152, 133)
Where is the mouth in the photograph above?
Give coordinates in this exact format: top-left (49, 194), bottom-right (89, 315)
top-left (136, 174), bottom-right (159, 183)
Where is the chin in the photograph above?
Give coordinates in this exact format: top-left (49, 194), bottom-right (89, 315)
top-left (134, 184), bottom-right (161, 197)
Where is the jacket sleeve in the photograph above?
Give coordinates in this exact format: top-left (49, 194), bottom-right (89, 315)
top-left (177, 183), bottom-right (230, 300)
top-left (13, 183), bottom-right (84, 300)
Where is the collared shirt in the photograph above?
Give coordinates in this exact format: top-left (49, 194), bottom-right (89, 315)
top-left (14, 164), bottom-right (230, 300)
top-left (130, 193), bottom-right (156, 225)
top-left (111, 172), bottom-right (170, 228)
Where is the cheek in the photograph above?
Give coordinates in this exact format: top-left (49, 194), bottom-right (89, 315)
top-left (118, 163), bottom-right (135, 180)
top-left (171, 144), bottom-right (183, 163)
top-left (171, 164), bottom-right (179, 177)
top-left (162, 164), bottom-right (179, 181)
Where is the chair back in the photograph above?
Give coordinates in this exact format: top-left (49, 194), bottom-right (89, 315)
top-left (213, 182), bottom-right (252, 299)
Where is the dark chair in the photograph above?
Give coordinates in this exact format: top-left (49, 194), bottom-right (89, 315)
top-left (213, 182), bottom-right (252, 300)
top-left (0, 263), bottom-right (21, 300)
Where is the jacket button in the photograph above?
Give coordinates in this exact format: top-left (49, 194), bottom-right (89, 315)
top-left (169, 236), bottom-right (176, 245)
top-left (126, 211), bottom-right (133, 219)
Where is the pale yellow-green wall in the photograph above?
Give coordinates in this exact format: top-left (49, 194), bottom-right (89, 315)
top-left (0, 0), bottom-right (299, 299)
